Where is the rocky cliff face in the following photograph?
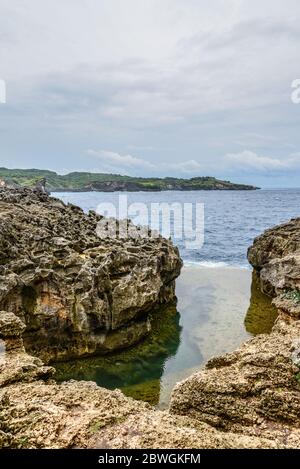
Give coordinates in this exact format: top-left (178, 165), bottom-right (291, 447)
top-left (0, 187), bottom-right (182, 362)
top-left (170, 218), bottom-right (300, 447)
top-left (1, 207), bottom-right (300, 449)
top-left (0, 311), bottom-right (281, 449)
top-left (248, 217), bottom-right (300, 317)
top-left (169, 318), bottom-right (300, 445)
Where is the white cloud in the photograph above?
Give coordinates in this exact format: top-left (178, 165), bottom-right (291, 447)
top-left (87, 149), bottom-right (155, 172)
top-left (168, 159), bottom-right (203, 173)
top-left (226, 150), bottom-right (300, 172)
top-left (87, 149), bottom-right (205, 176)
top-left (1, 0), bottom-right (300, 186)
top-left (3, 1), bottom-right (300, 126)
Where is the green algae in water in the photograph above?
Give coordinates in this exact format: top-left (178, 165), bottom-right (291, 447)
top-left (55, 267), bottom-right (279, 408)
top-left (244, 272), bottom-right (278, 335)
top-left (55, 303), bottom-right (182, 407)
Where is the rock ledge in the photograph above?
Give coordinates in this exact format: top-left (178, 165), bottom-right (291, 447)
top-left (0, 187), bottom-right (182, 362)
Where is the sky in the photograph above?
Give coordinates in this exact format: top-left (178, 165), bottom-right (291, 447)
top-left (0, 0), bottom-right (300, 187)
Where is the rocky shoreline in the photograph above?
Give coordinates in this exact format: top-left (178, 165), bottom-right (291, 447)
top-left (0, 190), bottom-right (300, 448)
top-left (0, 187), bottom-right (181, 363)
top-left (169, 220), bottom-right (300, 446)
top-left (0, 311), bottom-right (281, 449)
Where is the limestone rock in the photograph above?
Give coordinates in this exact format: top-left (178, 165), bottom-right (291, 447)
top-left (2, 199), bottom-right (300, 449)
top-left (248, 218), bottom-right (300, 298)
top-left (0, 311), bottom-right (54, 389)
top-left (248, 218), bottom-right (300, 268)
top-left (169, 317), bottom-right (300, 446)
top-left (0, 311), bottom-right (26, 338)
top-left (0, 187), bottom-right (182, 362)
top-left (0, 313), bottom-right (282, 449)
top-left (169, 217), bottom-right (300, 448)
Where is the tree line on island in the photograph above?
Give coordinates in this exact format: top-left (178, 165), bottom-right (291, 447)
top-left (0, 167), bottom-right (259, 192)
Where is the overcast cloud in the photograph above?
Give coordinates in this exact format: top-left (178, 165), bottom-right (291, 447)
top-left (0, 0), bottom-right (300, 187)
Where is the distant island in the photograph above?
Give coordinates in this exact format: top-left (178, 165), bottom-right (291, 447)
top-left (0, 167), bottom-right (259, 192)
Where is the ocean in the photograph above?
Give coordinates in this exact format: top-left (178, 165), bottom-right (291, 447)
top-left (53, 189), bottom-right (298, 407)
top-left (53, 189), bottom-right (300, 268)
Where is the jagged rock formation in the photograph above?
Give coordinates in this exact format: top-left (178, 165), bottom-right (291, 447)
top-left (0, 187), bottom-right (182, 362)
top-left (34, 177), bottom-right (49, 194)
top-left (1, 205), bottom-right (300, 449)
top-left (0, 312), bottom-right (280, 449)
top-left (170, 318), bottom-right (300, 446)
top-left (169, 218), bottom-right (300, 448)
top-left (248, 217), bottom-right (300, 317)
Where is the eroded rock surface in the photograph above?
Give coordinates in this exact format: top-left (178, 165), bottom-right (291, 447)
top-left (170, 317), bottom-right (300, 446)
top-left (169, 218), bottom-right (300, 448)
top-left (248, 218), bottom-right (300, 303)
top-left (0, 313), bottom-right (281, 449)
top-left (0, 187), bottom-right (182, 362)
top-left (1, 203), bottom-right (300, 449)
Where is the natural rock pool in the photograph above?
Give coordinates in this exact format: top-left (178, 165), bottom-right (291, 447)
top-left (54, 266), bottom-right (278, 408)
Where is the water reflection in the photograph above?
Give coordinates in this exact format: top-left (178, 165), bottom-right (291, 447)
top-left (55, 267), bottom-right (278, 408)
top-left (244, 271), bottom-right (278, 335)
top-left (55, 303), bottom-right (182, 406)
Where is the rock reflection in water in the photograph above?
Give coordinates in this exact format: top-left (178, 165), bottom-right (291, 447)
top-left (54, 303), bottom-right (182, 406)
top-left (244, 271), bottom-right (278, 335)
top-left (55, 267), bottom-right (279, 408)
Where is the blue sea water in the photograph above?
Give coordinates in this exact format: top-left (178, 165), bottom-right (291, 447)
top-left (53, 189), bottom-right (293, 406)
top-left (53, 189), bottom-right (300, 268)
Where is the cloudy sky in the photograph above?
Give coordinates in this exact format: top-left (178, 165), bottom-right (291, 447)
top-left (1, 0), bottom-right (300, 187)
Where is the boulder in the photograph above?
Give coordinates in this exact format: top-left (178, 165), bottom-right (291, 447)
top-left (0, 187), bottom-right (182, 362)
top-left (0, 312), bottom-right (281, 449)
top-left (169, 217), bottom-right (300, 448)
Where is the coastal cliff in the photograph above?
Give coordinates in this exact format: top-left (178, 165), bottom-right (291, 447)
top-left (0, 168), bottom-right (259, 192)
top-left (0, 311), bottom-right (279, 448)
top-left (0, 187), bottom-right (182, 362)
top-left (169, 218), bottom-right (300, 447)
top-left (247, 217), bottom-right (300, 316)
top-left (1, 205), bottom-right (300, 448)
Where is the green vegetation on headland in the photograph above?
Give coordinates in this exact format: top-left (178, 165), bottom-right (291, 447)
top-left (0, 167), bottom-right (259, 192)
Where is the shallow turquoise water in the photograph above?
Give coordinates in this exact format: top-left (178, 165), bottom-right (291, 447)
top-left (55, 267), bottom-right (277, 408)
